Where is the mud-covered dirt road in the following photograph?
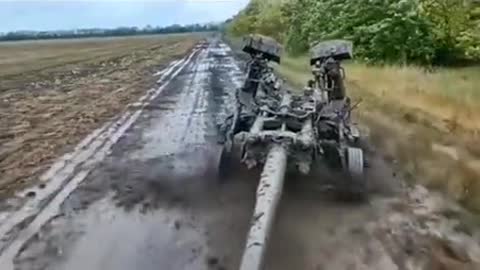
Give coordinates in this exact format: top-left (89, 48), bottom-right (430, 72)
top-left (1, 39), bottom-right (480, 270)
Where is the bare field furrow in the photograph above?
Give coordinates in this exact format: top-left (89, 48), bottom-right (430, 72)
top-left (0, 35), bottom-right (200, 198)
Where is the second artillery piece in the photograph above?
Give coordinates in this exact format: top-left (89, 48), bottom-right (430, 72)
top-left (218, 34), bottom-right (367, 270)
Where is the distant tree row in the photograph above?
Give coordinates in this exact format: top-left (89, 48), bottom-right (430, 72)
top-left (228, 0), bottom-right (480, 65)
top-left (0, 23), bottom-right (220, 42)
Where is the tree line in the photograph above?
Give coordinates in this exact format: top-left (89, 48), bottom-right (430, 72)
top-left (0, 23), bottom-right (220, 42)
top-left (228, 0), bottom-right (480, 65)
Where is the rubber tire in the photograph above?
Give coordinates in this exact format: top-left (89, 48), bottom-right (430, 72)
top-left (347, 147), bottom-right (363, 176)
top-left (345, 147), bottom-right (367, 201)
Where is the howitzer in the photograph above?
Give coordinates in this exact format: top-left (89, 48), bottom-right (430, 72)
top-left (218, 36), bottom-right (366, 270)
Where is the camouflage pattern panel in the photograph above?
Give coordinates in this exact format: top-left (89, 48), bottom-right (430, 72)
top-left (310, 40), bottom-right (353, 65)
top-left (242, 34), bottom-right (283, 63)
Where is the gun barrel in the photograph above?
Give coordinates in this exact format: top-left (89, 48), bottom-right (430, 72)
top-left (239, 145), bottom-right (288, 270)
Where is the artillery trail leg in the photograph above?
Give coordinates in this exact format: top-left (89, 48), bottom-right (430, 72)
top-left (239, 145), bottom-right (287, 270)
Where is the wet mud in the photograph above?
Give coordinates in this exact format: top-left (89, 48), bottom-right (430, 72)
top-left (1, 39), bottom-right (479, 270)
top-left (4, 39), bottom-right (255, 270)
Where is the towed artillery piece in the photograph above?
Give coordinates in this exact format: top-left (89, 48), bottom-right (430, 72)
top-left (218, 35), bottom-right (367, 270)
top-left (220, 37), bottom-right (364, 194)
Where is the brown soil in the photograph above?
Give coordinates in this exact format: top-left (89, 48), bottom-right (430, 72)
top-left (0, 35), bottom-right (200, 198)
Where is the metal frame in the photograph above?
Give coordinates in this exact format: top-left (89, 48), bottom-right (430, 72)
top-left (218, 36), bottom-right (366, 270)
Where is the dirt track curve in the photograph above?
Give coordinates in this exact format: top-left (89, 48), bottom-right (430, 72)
top-left (0, 38), bottom-right (479, 270)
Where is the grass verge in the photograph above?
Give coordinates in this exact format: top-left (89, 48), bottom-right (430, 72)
top-left (275, 54), bottom-right (480, 212)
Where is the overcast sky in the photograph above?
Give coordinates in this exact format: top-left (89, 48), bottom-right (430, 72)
top-left (0, 0), bottom-right (249, 32)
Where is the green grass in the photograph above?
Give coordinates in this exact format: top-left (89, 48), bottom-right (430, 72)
top-left (275, 53), bottom-right (480, 213)
top-left (277, 54), bottom-right (480, 131)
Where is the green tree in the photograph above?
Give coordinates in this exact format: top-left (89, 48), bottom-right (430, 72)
top-left (419, 0), bottom-right (475, 63)
top-left (227, 0), bottom-right (480, 65)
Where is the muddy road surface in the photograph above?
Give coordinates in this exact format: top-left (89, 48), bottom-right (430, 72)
top-left (1, 39), bottom-right (480, 270)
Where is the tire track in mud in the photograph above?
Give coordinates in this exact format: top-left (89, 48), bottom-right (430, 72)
top-left (0, 43), bottom-right (205, 270)
top-left (3, 38), bottom-right (479, 270)
top-left (2, 39), bottom-right (254, 270)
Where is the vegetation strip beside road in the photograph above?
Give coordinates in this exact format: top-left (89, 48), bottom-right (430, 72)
top-left (275, 55), bottom-right (480, 213)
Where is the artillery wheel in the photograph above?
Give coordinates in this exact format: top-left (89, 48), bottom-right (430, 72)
top-left (337, 147), bottom-right (367, 201)
top-left (347, 147), bottom-right (363, 176)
